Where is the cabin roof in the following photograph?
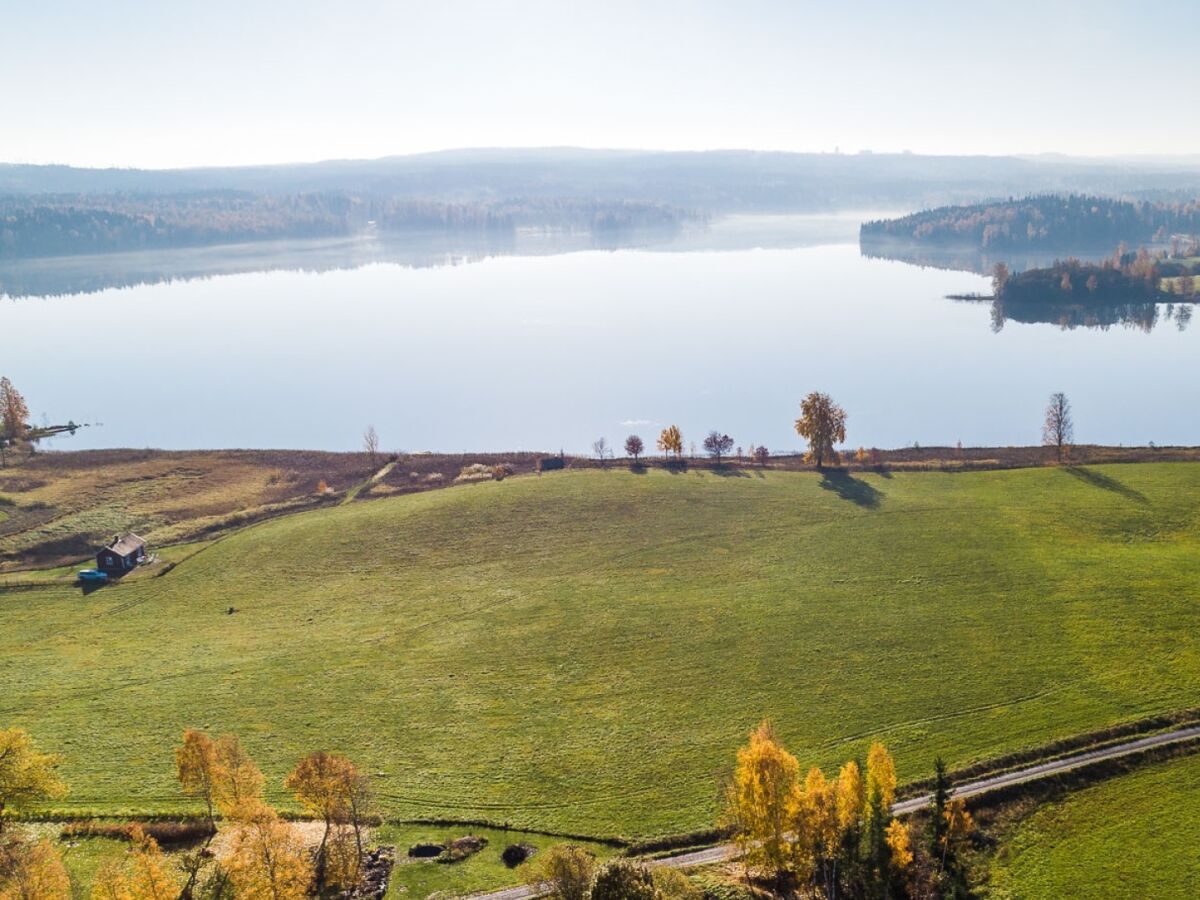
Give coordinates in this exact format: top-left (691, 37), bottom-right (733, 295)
top-left (104, 533), bottom-right (146, 556)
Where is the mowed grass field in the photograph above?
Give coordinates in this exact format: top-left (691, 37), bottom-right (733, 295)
top-left (3, 464), bottom-right (1200, 838)
top-left (985, 753), bottom-right (1200, 898)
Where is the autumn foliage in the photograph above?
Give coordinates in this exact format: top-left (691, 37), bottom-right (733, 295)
top-left (0, 837), bottom-right (70, 900)
top-left (723, 721), bottom-right (964, 898)
top-left (794, 392), bottom-right (847, 468)
top-left (656, 425), bottom-right (684, 459)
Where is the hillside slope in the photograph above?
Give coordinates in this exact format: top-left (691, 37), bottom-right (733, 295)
top-left (985, 753), bottom-right (1200, 898)
top-left (2, 465), bottom-right (1199, 838)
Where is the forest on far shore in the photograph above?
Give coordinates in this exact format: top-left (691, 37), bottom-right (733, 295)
top-left (0, 193), bottom-right (699, 260)
top-left (861, 195), bottom-right (1200, 253)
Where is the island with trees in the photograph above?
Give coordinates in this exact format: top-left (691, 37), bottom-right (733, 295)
top-left (861, 195), bottom-right (1200, 254)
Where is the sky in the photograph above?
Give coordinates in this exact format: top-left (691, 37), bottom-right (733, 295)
top-left (2, 0), bottom-right (1196, 169)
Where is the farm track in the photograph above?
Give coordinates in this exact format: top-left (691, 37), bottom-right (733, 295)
top-left (467, 725), bottom-right (1200, 899)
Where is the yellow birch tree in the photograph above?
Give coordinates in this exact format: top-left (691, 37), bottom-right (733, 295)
top-left (724, 721), bottom-right (800, 882)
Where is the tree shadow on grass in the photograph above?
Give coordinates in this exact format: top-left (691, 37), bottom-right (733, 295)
top-left (710, 464), bottom-right (750, 478)
top-left (819, 470), bottom-right (884, 509)
top-left (1063, 465), bottom-right (1149, 504)
top-left (629, 462), bottom-right (648, 475)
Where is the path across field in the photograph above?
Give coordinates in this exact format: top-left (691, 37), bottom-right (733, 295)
top-left (469, 725), bottom-right (1200, 899)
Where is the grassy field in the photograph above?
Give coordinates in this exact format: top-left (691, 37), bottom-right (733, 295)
top-left (985, 754), bottom-right (1200, 898)
top-left (0, 449), bottom-right (546, 571)
top-left (3, 463), bottom-right (1200, 839)
top-left (10, 822), bottom-right (608, 899)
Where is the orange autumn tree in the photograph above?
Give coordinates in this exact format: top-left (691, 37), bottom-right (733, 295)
top-left (175, 729), bottom-right (220, 832)
top-left (0, 837), bottom-right (70, 900)
top-left (285, 750), bottom-right (372, 891)
top-left (89, 826), bottom-right (180, 900)
top-left (224, 808), bottom-right (313, 900)
top-left (173, 730), bottom-right (313, 900)
top-left (212, 734), bottom-right (266, 819)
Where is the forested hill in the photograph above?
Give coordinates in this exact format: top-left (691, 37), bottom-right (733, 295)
top-left (7, 150), bottom-right (1200, 208)
top-left (0, 194), bottom-right (697, 260)
top-left (860, 195), bottom-right (1200, 252)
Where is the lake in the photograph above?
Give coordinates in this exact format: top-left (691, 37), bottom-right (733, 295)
top-left (2, 215), bottom-right (1197, 453)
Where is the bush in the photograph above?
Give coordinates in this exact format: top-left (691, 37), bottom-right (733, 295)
top-left (436, 835), bottom-right (488, 864)
top-left (590, 859), bottom-right (658, 900)
top-left (524, 844), bottom-right (595, 900)
top-left (653, 867), bottom-right (704, 899)
top-left (691, 874), bottom-right (757, 900)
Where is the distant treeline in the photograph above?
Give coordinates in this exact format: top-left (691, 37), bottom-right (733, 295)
top-left (0, 193), bottom-right (699, 259)
top-left (861, 195), bottom-right (1200, 252)
top-left (10, 150), bottom-right (1200, 216)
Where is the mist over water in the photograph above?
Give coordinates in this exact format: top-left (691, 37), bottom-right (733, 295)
top-left (4, 216), bottom-right (1197, 453)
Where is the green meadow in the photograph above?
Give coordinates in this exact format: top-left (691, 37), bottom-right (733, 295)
top-left (985, 753), bottom-right (1200, 898)
top-left (3, 464), bottom-right (1200, 839)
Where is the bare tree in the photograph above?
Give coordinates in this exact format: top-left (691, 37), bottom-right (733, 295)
top-left (753, 445), bottom-right (770, 467)
top-left (363, 425), bottom-right (380, 469)
top-left (592, 437), bottom-right (610, 468)
top-left (624, 434), bottom-right (644, 462)
top-left (1042, 392), bottom-right (1074, 463)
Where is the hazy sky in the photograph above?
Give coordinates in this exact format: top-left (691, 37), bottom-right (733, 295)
top-left (2, 0), bottom-right (1193, 168)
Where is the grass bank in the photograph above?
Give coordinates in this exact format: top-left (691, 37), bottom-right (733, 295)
top-left (984, 753), bottom-right (1200, 898)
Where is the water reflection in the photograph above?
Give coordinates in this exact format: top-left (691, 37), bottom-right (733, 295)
top-left (0, 214), bottom-right (866, 300)
top-left (861, 237), bottom-right (1194, 333)
top-left (857, 239), bottom-right (1115, 277)
top-left (980, 297), bottom-right (1194, 333)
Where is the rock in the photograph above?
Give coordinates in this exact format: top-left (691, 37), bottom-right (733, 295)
top-left (340, 845), bottom-right (396, 900)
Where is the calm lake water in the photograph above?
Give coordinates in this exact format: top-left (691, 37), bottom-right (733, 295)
top-left (3, 215), bottom-right (1197, 452)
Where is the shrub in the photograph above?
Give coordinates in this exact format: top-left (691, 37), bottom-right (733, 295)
top-left (590, 859), bottom-right (658, 900)
top-left (436, 835), bottom-right (488, 864)
top-left (524, 843), bottom-right (595, 900)
top-left (653, 867), bottom-right (704, 899)
top-left (692, 874), bottom-right (757, 900)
